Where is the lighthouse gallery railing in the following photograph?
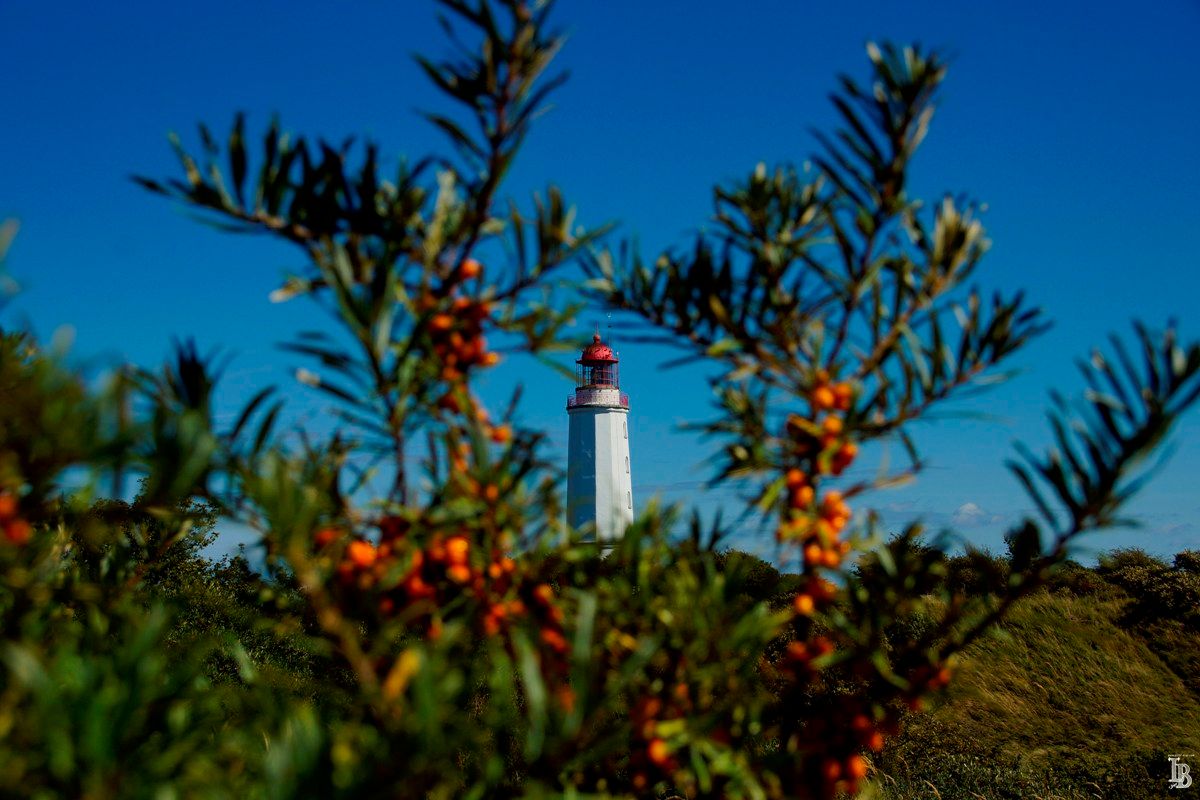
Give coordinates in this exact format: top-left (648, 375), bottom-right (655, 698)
top-left (566, 390), bottom-right (630, 409)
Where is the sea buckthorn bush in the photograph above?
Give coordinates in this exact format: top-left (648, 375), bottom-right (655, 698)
top-left (2, 2), bottom-right (1199, 798)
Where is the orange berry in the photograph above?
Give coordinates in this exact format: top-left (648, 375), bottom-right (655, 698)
top-left (483, 484), bottom-right (500, 503)
top-left (0, 493), bottom-right (16, 520)
top-left (532, 584), bottom-right (554, 605)
top-left (445, 535), bottom-right (470, 566)
top-left (812, 636), bottom-right (835, 656)
top-left (446, 564), bottom-right (471, 584)
top-left (314, 527), bottom-right (340, 549)
top-left (821, 548), bottom-right (841, 568)
top-left (489, 423), bottom-right (512, 444)
top-left (832, 382), bottom-right (853, 411)
top-left (785, 468), bottom-right (807, 489)
top-left (812, 384), bottom-right (836, 410)
top-left (4, 519), bottom-right (31, 545)
top-left (821, 415), bottom-right (844, 435)
top-left (794, 593), bottom-right (815, 615)
top-left (481, 351), bottom-right (500, 368)
top-left (647, 738), bottom-right (671, 767)
top-left (803, 543), bottom-right (824, 567)
top-left (790, 484), bottom-right (815, 508)
top-left (405, 574), bottom-right (434, 599)
top-left (867, 730), bottom-right (885, 752)
top-left (488, 562), bottom-right (503, 579)
top-left (821, 758), bottom-right (842, 782)
top-left (347, 540), bottom-right (377, 568)
top-left (846, 754), bottom-right (868, 780)
top-left (460, 258), bottom-right (482, 279)
top-left (540, 627), bottom-right (567, 653)
top-left (429, 314), bottom-right (454, 332)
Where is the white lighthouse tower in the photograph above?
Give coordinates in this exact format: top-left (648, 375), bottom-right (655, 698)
top-left (566, 334), bottom-right (633, 543)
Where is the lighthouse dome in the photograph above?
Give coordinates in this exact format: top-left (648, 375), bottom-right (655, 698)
top-left (578, 333), bottom-right (617, 363)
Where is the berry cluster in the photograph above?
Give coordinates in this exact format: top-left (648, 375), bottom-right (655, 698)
top-left (0, 492), bottom-right (30, 545)
top-left (778, 377), bottom-right (858, 611)
top-left (627, 685), bottom-right (692, 791)
top-left (418, 259), bottom-right (499, 386)
top-left (318, 515), bottom-right (572, 690)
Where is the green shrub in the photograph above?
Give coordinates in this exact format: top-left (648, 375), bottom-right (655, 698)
top-left (4, 2), bottom-right (1200, 798)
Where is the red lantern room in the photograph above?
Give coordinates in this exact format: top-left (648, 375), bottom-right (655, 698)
top-left (577, 333), bottom-right (619, 388)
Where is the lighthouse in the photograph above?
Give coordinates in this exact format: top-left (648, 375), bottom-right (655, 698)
top-left (566, 334), bottom-right (633, 543)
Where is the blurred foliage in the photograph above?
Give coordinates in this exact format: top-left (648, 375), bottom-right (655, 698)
top-left (3, 1), bottom-right (1200, 798)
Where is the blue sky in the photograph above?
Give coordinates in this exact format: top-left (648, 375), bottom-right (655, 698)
top-left (2, 1), bottom-right (1198, 562)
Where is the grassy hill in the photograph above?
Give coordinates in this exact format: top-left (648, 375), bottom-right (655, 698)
top-left (866, 558), bottom-right (1200, 800)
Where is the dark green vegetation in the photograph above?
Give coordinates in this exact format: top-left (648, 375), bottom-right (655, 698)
top-left (3, 1), bottom-right (1200, 798)
top-left (872, 548), bottom-right (1200, 799)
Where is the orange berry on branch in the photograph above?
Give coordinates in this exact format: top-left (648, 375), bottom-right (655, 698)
top-left (790, 484), bottom-right (815, 509)
top-left (0, 493), bottom-right (16, 520)
top-left (483, 484), bottom-right (500, 503)
top-left (832, 382), bottom-right (854, 411)
top-left (821, 415), bottom-right (844, 436)
top-left (445, 535), bottom-right (470, 566)
top-left (314, 527), bottom-right (340, 549)
top-left (481, 351), bottom-right (501, 368)
top-left (812, 384), bottom-right (836, 411)
top-left (785, 468), bottom-right (807, 489)
top-left (846, 754), bottom-right (869, 781)
top-left (647, 738), bottom-right (671, 767)
top-left (540, 627), bottom-right (568, 653)
top-left (347, 540), bottom-right (378, 568)
top-left (489, 423), bottom-right (512, 444)
top-left (460, 258), bottom-right (482, 279)
top-left (446, 564), bottom-right (472, 584)
top-left (794, 593), bottom-right (815, 615)
top-left (3, 519), bottom-right (31, 546)
top-left (429, 314), bottom-right (454, 333)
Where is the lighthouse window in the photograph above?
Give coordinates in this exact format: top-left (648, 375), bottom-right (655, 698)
top-left (625, 456), bottom-right (629, 473)
top-left (627, 491), bottom-right (632, 509)
top-left (623, 421), bottom-right (627, 439)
